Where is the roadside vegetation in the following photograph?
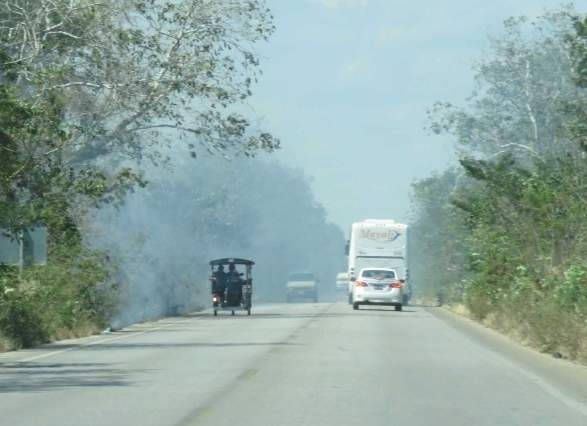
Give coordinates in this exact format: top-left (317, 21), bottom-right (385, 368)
top-left (410, 7), bottom-right (587, 363)
top-left (91, 157), bottom-right (346, 328)
top-left (0, 0), bottom-right (281, 350)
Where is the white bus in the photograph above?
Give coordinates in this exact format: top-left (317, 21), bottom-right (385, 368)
top-left (345, 219), bottom-right (410, 304)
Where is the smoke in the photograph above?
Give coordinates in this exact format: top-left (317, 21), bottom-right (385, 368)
top-left (87, 155), bottom-right (346, 327)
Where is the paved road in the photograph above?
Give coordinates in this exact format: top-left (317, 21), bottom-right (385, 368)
top-left (1, 302), bottom-right (586, 426)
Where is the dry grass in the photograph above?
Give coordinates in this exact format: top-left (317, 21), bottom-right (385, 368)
top-left (0, 322), bottom-right (102, 353)
top-left (52, 322), bottom-right (102, 341)
top-left (0, 334), bottom-right (15, 352)
top-left (446, 302), bottom-right (587, 365)
top-left (446, 303), bottom-right (471, 317)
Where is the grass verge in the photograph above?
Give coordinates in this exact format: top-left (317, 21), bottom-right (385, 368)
top-left (445, 302), bottom-right (587, 365)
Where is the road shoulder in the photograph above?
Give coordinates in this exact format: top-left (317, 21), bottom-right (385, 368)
top-left (426, 306), bottom-right (587, 408)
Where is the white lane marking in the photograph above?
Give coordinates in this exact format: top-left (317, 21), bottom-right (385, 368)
top-left (511, 362), bottom-right (587, 417)
top-left (432, 308), bottom-right (587, 417)
top-left (12, 319), bottom-right (192, 364)
top-left (519, 368), bottom-right (587, 417)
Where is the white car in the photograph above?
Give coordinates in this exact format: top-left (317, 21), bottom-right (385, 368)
top-left (335, 272), bottom-right (348, 291)
top-left (351, 268), bottom-right (404, 311)
top-left (286, 272), bottom-right (318, 302)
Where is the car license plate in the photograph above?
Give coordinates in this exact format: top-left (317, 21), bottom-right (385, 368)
top-left (373, 285), bottom-right (383, 290)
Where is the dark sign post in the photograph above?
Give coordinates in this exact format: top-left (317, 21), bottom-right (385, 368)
top-left (0, 226), bottom-right (48, 276)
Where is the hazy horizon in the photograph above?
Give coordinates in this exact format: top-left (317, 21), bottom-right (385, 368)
top-left (250, 0), bottom-right (587, 231)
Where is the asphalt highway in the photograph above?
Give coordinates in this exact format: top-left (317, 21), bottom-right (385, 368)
top-left (1, 302), bottom-right (586, 426)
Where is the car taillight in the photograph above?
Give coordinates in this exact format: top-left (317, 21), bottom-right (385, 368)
top-left (389, 281), bottom-right (403, 288)
top-left (355, 281), bottom-right (368, 287)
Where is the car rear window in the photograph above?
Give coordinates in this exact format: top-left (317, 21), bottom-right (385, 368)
top-left (361, 270), bottom-right (396, 279)
top-left (289, 273), bottom-right (315, 281)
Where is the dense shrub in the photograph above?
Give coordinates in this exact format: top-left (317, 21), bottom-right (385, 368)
top-left (411, 7), bottom-right (587, 363)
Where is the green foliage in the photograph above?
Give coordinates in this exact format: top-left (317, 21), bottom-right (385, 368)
top-left (0, 271), bottom-right (48, 347)
top-left (0, 52), bottom-right (135, 347)
top-left (568, 15), bottom-right (587, 88)
top-left (412, 6), bottom-right (587, 362)
top-left (0, 244), bottom-right (115, 348)
top-left (556, 264), bottom-right (587, 317)
top-left (0, 0), bottom-right (279, 162)
top-left (0, 295), bottom-right (47, 348)
top-left (0, 0), bottom-right (279, 349)
top-left (427, 7), bottom-right (587, 159)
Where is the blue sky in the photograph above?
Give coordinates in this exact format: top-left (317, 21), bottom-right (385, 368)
top-left (250, 0), bottom-right (587, 230)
